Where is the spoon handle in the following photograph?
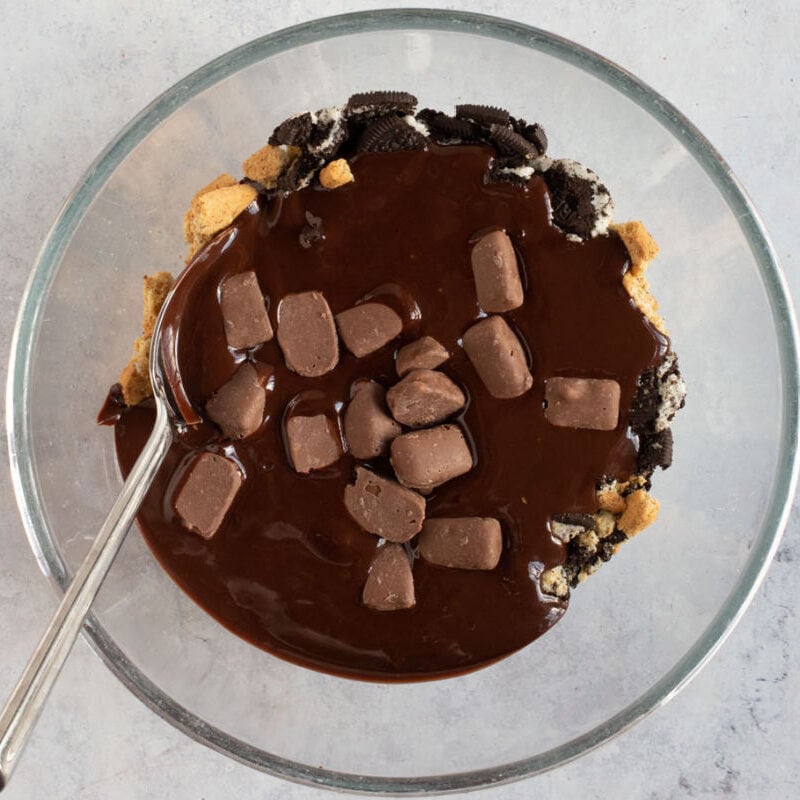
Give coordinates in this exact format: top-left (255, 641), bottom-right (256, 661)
top-left (0, 404), bottom-right (172, 791)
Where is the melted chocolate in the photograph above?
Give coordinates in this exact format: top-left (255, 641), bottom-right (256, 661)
top-left (111, 145), bottom-right (666, 680)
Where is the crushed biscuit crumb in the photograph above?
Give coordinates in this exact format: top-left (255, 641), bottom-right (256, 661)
top-left (611, 221), bottom-right (659, 277)
top-left (597, 480), bottom-right (627, 514)
top-left (623, 271), bottom-right (668, 335)
top-left (540, 565), bottom-right (570, 599)
top-left (118, 272), bottom-right (175, 406)
top-left (242, 144), bottom-right (300, 188)
top-left (593, 510), bottom-right (617, 539)
top-left (319, 158), bottom-right (355, 190)
top-left (617, 489), bottom-right (660, 536)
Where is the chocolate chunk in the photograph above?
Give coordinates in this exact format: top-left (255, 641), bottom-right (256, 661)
top-left (343, 382), bottom-right (402, 459)
top-left (455, 104), bottom-right (510, 127)
top-left (395, 336), bottom-right (449, 376)
top-left (346, 91), bottom-right (418, 118)
top-left (269, 112), bottom-right (314, 147)
top-left (276, 291), bottom-right (339, 377)
top-left (462, 316), bottom-right (533, 399)
top-left (637, 427), bottom-right (674, 474)
top-left (470, 230), bottom-right (524, 312)
top-left (205, 362), bottom-right (269, 439)
top-left (299, 210), bottom-right (324, 249)
top-left (386, 369), bottom-right (465, 428)
top-left (344, 466), bottom-right (426, 542)
top-left (489, 124), bottom-right (540, 159)
top-left (419, 517), bottom-right (503, 570)
top-left (358, 116), bottom-right (428, 153)
top-left (286, 414), bottom-right (343, 474)
top-left (362, 543), bottom-right (415, 611)
top-left (219, 271), bottom-right (273, 349)
top-left (173, 452), bottom-right (242, 539)
top-left (544, 377), bottom-right (621, 431)
top-left (543, 161), bottom-right (608, 239)
top-left (335, 302), bottom-right (402, 358)
top-left (390, 425), bottom-right (473, 491)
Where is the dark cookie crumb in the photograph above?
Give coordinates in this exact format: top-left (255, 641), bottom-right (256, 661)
top-left (358, 115), bottom-right (428, 153)
top-left (455, 104), bottom-right (511, 127)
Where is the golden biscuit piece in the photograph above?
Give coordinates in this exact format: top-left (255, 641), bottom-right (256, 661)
top-left (611, 220), bottom-right (659, 277)
top-left (617, 489), bottom-right (660, 536)
top-left (597, 479), bottom-right (627, 514)
top-left (242, 144), bottom-right (300, 188)
top-left (118, 272), bottom-right (174, 406)
top-left (183, 181), bottom-right (257, 261)
top-left (623, 271), bottom-right (668, 335)
top-left (613, 220), bottom-right (668, 335)
top-left (319, 158), bottom-right (355, 190)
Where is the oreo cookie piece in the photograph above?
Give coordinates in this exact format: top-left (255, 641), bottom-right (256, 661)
top-left (637, 428), bottom-right (674, 474)
top-left (543, 160), bottom-right (610, 239)
top-left (308, 113), bottom-right (348, 158)
top-left (455, 104), bottom-right (511, 127)
top-left (489, 124), bottom-right (540, 159)
top-left (269, 112), bottom-right (314, 147)
top-left (347, 91), bottom-right (418, 120)
top-left (520, 123), bottom-right (548, 155)
top-left (358, 116), bottom-right (429, 153)
top-left (629, 366), bottom-right (661, 433)
top-left (277, 151), bottom-right (324, 192)
top-left (420, 111), bottom-right (481, 143)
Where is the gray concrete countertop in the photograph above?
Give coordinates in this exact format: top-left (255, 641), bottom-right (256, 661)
top-left (2, 1), bottom-right (798, 797)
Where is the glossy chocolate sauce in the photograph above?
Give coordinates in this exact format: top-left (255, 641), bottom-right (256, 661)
top-left (110, 145), bottom-right (666, 680)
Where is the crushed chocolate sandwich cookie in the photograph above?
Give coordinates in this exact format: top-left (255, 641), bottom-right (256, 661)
top-left (100, 91), bottom-right (685, 680)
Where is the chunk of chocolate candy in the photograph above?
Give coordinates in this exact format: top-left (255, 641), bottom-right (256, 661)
top-left (205, 362), bottom-right (269, 439)
top-left (544, 377), bottom-right (621, 431)
top-left (344, 466), bottom-right (425, 542)
top-left (470, 230), bottom-right (524, 312)
top-left (362, 543), bottom-right (415, 611)
top-left (343, 382), bottom-right (402, 459)
top-left (390, 425), bottom-right (473, 491)
top-left (386, 369), bottom-right (465, 427)
top-left (219, 271), bottom-right (273, 349)
top-left (173, 452), bottom-right (243, 539)
top-left (419, 517), bottom-right (503, 570)
top-left (395, 336), bottom-right (449, 376)
top-left (286, 414), bottom-right (342, 474)
top-left (335, 302), bottom-right (403, 358)
top-left (276, 291), bottom-right (339, 377)
top-left (462, 315), bottom-right (533, 399)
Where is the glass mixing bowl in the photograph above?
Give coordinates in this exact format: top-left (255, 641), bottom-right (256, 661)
top-left (7, 9), bottom-right (798, 794)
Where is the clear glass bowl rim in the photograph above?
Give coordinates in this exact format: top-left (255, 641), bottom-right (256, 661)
top-left (6, 8), bottom-right (799, 795)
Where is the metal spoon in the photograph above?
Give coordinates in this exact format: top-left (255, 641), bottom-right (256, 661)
top-left (0, 285), bottom-right (189, 790)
